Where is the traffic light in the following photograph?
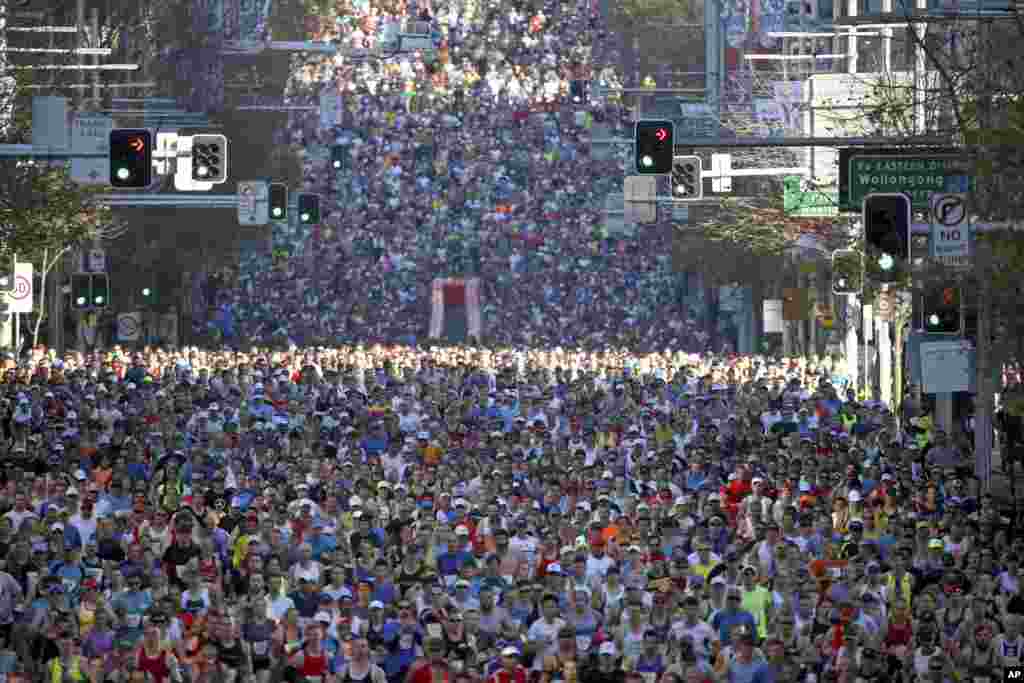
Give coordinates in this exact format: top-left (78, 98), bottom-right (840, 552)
top-left (109, 129), bottom-right (152, 188)
top-left (831, 249), bottom-right (863, 294)
top-left (191, 134), bottom-right (228, 183)
top-left (921, 284), bottom-right (961, 334)
top-left (864, 193), bottom-right (910, 284)
top-left (91, 274), bottom-right (109, 308)
top-left (269, 183), bottom-right (288, 221)
top-left (569, 80), bottom-right (587, 104)
top-left (671, 155), bottom-right (702, 200)
top-left (634, 120), bottom-right (674, 174)
top-left (71, 274), bottom-right (109, 310)
top-left (0, 255), bottom-right (13, 293)
top-left (331, 145), bottom-right (347, 171)
top-left (71, 273), bottom-right (92, 310)
top-left (297, 193), bottom-right (320, 224)
top-left (141, 286), bottom-right (156, 307)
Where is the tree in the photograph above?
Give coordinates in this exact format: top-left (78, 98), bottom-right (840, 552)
top-left (0, 71), bottom-right (126, 349)
top-left (844, 12), bottom-right (1024, 485)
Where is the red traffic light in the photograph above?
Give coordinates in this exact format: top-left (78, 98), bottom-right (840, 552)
top-left (655, 128), bottom-right (668, 142)
top-left (942, 287), bottom-right (957, 306)
top-left (128, 137), bottom-right (145, 153)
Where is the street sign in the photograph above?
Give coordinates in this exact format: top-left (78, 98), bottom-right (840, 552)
top-left (929, 192), bottom-right (971, 267)
top-left (847, 155), bottom-right (972, 210)
top-left (70, 113), bottom-right (113, 185)
top-left (153, 132), bottom-right (180, 175)
top-left (320, 90), bottom-right (341, 129)
top-left (710, 154), bottom-right (732, 193)
top-left (624, 176), bottom-right (656, 224)
top-left (117, 312), bottom-right (142, 341)
top-left (677, 103), bottom-right (719, 139)
top-left (763, 299), bottom-right (783, 333)
top-left (920, 339), bottom-right (972, 393)
top-left (237, 180), bottom-right (269, 226)
top-left (840, 149), bottom-right (968, 210)
top-left (783, 175), bottom-right (839, 217)
top-left (4, 262), bottom-right (33, 313)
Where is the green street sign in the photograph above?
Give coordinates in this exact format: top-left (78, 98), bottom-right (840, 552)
top-left (783, 176), bottom-right (839, 217)
top-left (846, 155), bottom-right (972, 210)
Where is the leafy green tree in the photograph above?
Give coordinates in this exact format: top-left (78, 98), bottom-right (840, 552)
top-left (0, 73), bottom-right (126, 348)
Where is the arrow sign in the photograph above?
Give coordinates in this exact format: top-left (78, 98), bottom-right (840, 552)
top-left (129, 136), bottom-right (145, 152)
top-left (655, 128), bottom-right (668, 142)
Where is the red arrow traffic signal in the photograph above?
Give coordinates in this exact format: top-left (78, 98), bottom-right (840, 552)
top-left (655, 128), bottom-right (668, 142)
top-left (128, 137), bottom-right (145, 153)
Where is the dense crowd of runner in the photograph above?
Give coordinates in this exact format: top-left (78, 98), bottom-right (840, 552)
top-left (74, 1), bottom-right (1024, 682)
top-left (204, 0), bottom-right (701, 351)
top-left (0, 344), bottom-right (1018, 683)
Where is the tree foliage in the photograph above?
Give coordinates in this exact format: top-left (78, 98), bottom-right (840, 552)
top-left (0, 72), bottom-right (122, 268)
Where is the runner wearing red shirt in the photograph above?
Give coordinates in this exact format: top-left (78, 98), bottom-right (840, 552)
top-left (489, 647), bottom-right (527, 683)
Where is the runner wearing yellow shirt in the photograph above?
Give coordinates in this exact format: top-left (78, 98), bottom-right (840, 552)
top-left (739, 565), bottom-right (774, 639)
top-left (688, 540), bottom-right (721, 582)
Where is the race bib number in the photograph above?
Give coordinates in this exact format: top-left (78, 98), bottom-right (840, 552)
top-left (126, 614), bottom-right (142, 628)
top-left (252, 641), bottom-right (269, 656)
top-left (575, 636), bottom-right (591, 653)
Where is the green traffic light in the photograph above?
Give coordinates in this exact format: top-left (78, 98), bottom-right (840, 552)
top-left (75, 297), bottom-right (86, 306)
top-left (878, 253), bottom-right (895, 271)
top-left (300, 212), bottom-right (311, 222)
top-left (142, 288), bottom-right (152, 297)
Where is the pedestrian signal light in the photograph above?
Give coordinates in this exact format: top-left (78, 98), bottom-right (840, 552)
top-left (92, 274), bottom-right (109, 308)
top-left (331, 145), bottom-right (347, 171)
top-left (297, 193), bottom-right (320, 225)
top-left (269, 183), bottom-right (288, 221)
top-left (71, 273), bottom-right (91, 310)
